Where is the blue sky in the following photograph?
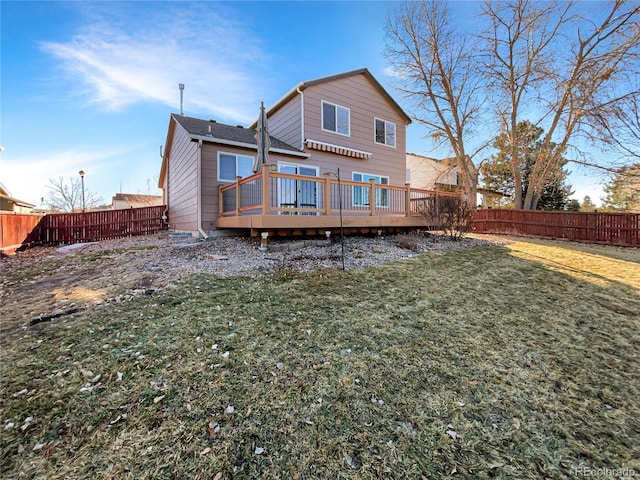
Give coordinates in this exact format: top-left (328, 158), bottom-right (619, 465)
top-left (1, 1), bottom-right (605, 208)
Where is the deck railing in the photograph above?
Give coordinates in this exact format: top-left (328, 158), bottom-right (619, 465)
top-left (219, 165), bottom-right (459, 219)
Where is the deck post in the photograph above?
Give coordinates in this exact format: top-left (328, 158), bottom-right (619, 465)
top-left (218, 185), bottom-right (224, 217)
top-left (262, 164), bottom-right (270, 215)
top-left (405, 182), bottom-right (411, 217)
top-left (235, 176), bottom-right (241, 216)
top-left (369, 178), bottom-right (376, 216)
top-left (323, 173), bottom-right (331, 215)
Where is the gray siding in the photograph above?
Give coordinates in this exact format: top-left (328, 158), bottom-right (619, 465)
top-left (166, 122), bottom-right (198, 232)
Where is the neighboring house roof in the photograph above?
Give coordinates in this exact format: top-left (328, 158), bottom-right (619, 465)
top-left (172, 114), bottom-right (307, 156)
top-left (251, 68), bottom-right (412, 128)
top-left (0, 182), bottom-right (35, 208)
top-left (112, 193), bottom-right (163, 207)
top-left (0, 192), bottom-right (35, 208)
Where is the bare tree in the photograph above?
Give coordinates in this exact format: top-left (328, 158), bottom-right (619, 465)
top-left (46, 177), bottom-right (103, 212)
top-left (385, 1), bottom-right (486, 203)
top-left (592, 92), bottom-right (640, 161)
top-left (481, 0), bottom-right (572, 209)
top-left (522, 1), bottom-right (640, 209)
top-left (389, 1), bottom-right (639, 210)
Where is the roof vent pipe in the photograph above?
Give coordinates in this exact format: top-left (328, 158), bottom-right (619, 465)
top-left (179, 83), bottom-right (185, 115)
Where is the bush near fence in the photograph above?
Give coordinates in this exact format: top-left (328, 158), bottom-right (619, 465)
top-left (1, 206), bottom-right (168, 253)
top-left (473, 209), bottom-right (639, 247)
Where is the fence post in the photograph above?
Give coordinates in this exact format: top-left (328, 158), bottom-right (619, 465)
top-left (262, 164), bottom-right (270, 215)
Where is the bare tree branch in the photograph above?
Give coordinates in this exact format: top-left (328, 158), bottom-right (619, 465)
top-left (46, 177), bottom-right (103, 212)
top-left (480, 0), bottom-right (573, 209)
top-left (385, 1), bottom-right (486, 202)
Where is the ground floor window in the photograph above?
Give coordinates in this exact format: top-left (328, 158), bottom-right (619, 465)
top-left (352, 172), bottom-right (389, 207)
top-left (218, 152), bottom-right (254, 182)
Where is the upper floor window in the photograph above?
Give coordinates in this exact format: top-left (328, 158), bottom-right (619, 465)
top-left (218, 152), bottom-right (254, 182)
top-left (322, 101), bottom-right (350, 136)
top-left (375, 118), bottom-right (396, 147)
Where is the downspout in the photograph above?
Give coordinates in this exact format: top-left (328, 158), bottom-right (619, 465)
top-left (196, 140), bottom-right (210, 240)
top-left (297, 86), bottom-right (305, 149)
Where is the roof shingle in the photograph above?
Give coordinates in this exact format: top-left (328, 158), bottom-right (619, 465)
top-left (172, 114), bottom-right (303, 154)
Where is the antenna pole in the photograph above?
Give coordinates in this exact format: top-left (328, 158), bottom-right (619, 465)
top-left (179, 83), bottom-right (185, 115)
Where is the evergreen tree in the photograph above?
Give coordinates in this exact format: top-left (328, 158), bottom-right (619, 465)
top-left (566, 199), bottom-right (580, 212)
top-left (601, 163), bottom-right (640, 212)
top-left (480, 121), bottom-right (573, 210)
top-left (581, 195), bottom-right (597, 212)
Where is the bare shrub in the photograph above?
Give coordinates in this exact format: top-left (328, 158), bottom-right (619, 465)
top-left (392, 234), bottom-right (424, 252)
top-left (418, 196), bottom-right (474, 241)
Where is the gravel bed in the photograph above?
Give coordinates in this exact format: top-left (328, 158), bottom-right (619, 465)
top-left (4, 231), bottom-right (496, 277)
top-left (1, 232), bottom-right (495, 327)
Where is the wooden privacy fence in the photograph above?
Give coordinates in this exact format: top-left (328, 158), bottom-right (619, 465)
top-left (473, 209), bottom-right (639, 247)
top-left (1, 206), bottom-right (168, 252)
top-left (0, 212), bottom-right (45, 254)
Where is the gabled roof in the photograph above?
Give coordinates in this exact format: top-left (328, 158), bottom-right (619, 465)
top-left (172, 114), bottom-right (306, 155)
top-left (0, 192), bottom-right (35, 208)
top-left (159, 114), bottom-right (308, 187)
top-left (253, 68), bottom-right (412, 127)
top-left (0, 182), bottom-right (35, 208)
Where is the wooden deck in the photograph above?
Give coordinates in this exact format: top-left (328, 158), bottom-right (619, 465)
top-left (217, 165), bottom-right (459, 234)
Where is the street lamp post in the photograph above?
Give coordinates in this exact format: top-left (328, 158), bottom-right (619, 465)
top-left (78, 170), bottom-right (86, 213)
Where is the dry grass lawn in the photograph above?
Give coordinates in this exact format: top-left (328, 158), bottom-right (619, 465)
top-left (1, 236), bottom-right (638, 479)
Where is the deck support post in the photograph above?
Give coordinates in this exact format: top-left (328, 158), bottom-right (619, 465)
top-left (259, 231), bottom-right (269, 251)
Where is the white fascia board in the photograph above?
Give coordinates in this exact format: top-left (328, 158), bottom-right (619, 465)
top-left (189, 134), bottom-right (310, 158)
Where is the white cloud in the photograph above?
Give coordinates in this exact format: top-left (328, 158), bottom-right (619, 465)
top-left (40, 3), bottom-right (270, 123)
top-left (1, 146), bottom-right (138, 206)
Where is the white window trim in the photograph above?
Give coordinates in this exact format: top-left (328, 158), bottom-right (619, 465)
top-left (277, 161), bottom-right (320, 177)
top-left (374, 117), bottom-right (396, 148)
top-left (352, 171), bottom-right (390, 208)
top-left (217, 151), bottom-right (255, 182)
top-left (321, 100), bottom-right (351, 137)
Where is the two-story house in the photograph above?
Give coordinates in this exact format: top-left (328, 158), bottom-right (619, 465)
top-left (158, 68), bottom-right (442, 237)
